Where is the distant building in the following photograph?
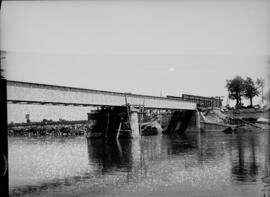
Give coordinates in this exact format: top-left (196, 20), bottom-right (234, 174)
top-left (167, 94), bottom-right (223, 108)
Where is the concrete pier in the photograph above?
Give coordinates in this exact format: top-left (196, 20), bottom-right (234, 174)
top-left (129, 107), bottom-right (140, 138)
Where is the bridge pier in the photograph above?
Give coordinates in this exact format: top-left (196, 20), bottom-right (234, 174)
top-left (163, 109), bottom-right (200, 135)
top-left (129, 107), bottom-right (140, 138)
top-left (86, 105), bottom-right (142, 139)
top-left (187, 110), bottom-right (201, 133)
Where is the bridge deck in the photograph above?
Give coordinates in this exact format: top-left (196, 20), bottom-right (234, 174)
top-left (7, 80), bottom-right (197, 110)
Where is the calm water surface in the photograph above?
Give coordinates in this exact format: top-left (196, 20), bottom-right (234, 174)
top-left (8, 130), bottom-right (269, 197)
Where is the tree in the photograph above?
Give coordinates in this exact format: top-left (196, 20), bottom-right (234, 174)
top-left (256, 78), bottom-right (265, 106)
top-left (244, 77), bottom-right (259, 107)
top-left (226, 76), bottom-right (245, 108)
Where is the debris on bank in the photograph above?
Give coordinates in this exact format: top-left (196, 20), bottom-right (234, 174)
top-left (200, 107), bottom-right (269, 132)
top-left (141, 120), bottom-right (163, 136)
top-left (200, 108), bottom-right (228, 123)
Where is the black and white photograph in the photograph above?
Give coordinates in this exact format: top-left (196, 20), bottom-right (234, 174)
top-left (1, 0), bottom-right (270, 196)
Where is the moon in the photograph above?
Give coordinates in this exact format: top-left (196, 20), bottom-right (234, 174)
top-left (169, 67), bottom-right (175, 72)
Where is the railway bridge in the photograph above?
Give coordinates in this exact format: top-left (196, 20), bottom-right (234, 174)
top-left (6, 80), bottom-right (200, 137)
top-left (7, 80), bottom-right (196, 110)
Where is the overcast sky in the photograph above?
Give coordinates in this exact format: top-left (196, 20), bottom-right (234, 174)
top-left (1, 0), bottom-right (270, 102)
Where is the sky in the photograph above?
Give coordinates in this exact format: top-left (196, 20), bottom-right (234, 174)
top-left (1, 0), bottom-right (270, 122)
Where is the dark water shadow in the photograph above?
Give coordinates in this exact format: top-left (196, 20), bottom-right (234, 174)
top-left (87, 138), bottom-right (134, 174)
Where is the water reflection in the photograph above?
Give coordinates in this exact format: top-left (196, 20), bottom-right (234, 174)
top-left (9, 130), bottom-right (269, 197)
top-left (86, 134), bottom-right (197, 175)
top-left (87, 139), bottom-right (133, 174)
top-left (230, 130), bottom-right (260, 183)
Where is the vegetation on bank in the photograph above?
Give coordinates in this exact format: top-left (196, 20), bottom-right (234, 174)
top-left (226, 76), bottom-right (267, 108)
top-left (8, 123), bottom-right (88, 137)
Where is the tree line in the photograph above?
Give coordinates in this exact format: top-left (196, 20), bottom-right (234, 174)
top-left (226, 76), bottom-right (265, 108)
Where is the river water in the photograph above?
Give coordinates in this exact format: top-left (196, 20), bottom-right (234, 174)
top-left (8, 130), bottom-right (269, 197)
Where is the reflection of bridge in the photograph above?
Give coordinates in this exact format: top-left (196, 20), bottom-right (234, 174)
top-left (7, 80), bottom-right (196, 110)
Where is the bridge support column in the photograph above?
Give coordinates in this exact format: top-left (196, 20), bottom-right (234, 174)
top-left (129, 108), bottom-right (140, 138)
top-left (186, 110), bottom-right (201, 132)
top-left (196, 110), bottom-right (201, 131)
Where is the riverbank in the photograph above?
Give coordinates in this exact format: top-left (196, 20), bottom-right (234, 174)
top-left (200, 107), bottom-right (269, 131)
top-left (8, 121), bottom-right (88, 137)
top-left (226, 108), bottom-right (269, 120)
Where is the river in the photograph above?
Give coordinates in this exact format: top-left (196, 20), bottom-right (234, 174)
top-left (8, 129), bottom-right (269, 197)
